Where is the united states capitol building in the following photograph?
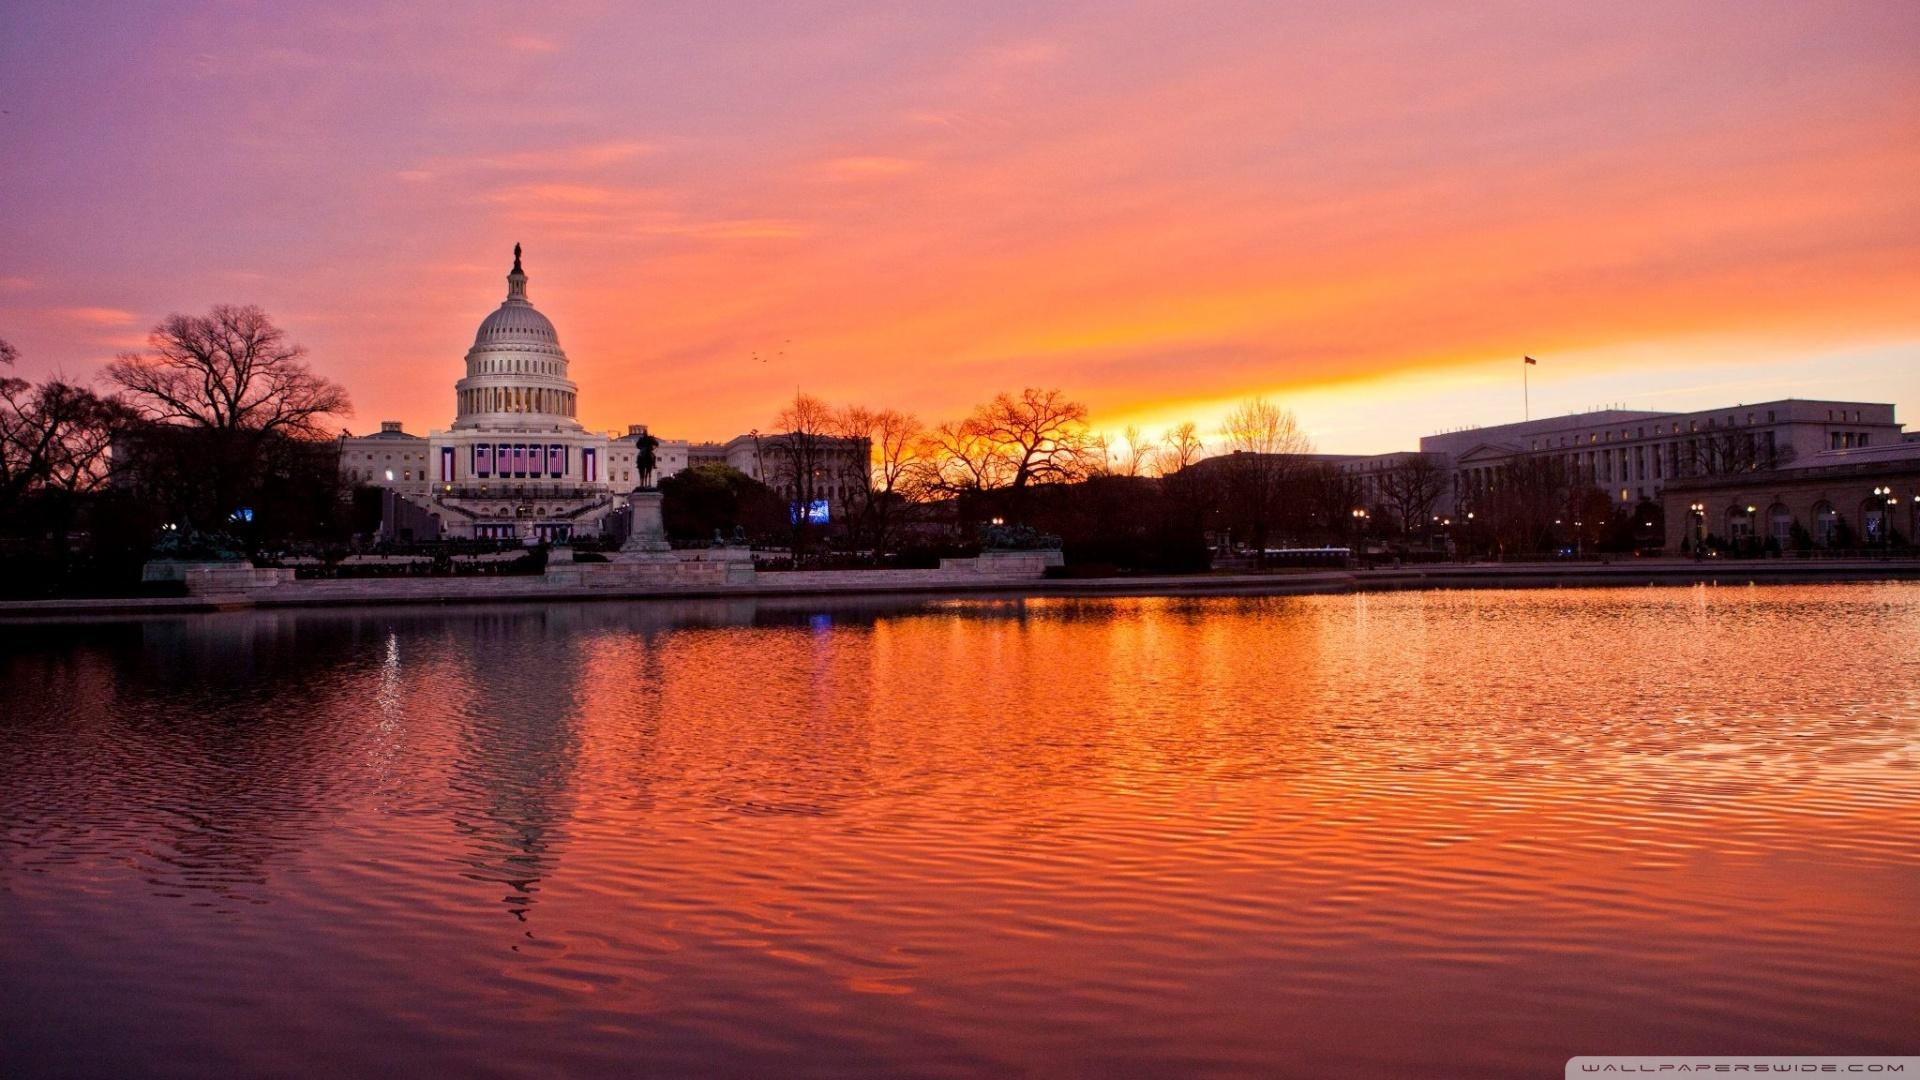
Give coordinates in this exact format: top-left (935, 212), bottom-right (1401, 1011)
top-left (338, 248), bottom-right (863, 542)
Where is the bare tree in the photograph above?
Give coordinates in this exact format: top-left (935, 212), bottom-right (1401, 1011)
top-left (1154, 421), bottom-right (1206, 476)
top-left (3, 342), bottom-right (127, 508)
top-left (920, 416), bottom-right (1013, 495)
top-left (1303, 461), bottom-right (1365, 540)
top-left (1471, 455), bottom-right (1577, 557)
top-left (975, 387), bottom-right (1093, 490)
top-left (1683, 427), bottom-right (1793, 478)
top-left (1099, 425), bottom-right (1152, 477)
top-left (763, 392), bottom-right (839, 564)
top-left (0, 340), bottom-right (137, 561)
top-left (1218, 397), bottom-right (1314, 563)
top-left (835, 405), bottom-right (920, 558)
top-left (101, 307), bottom-right (350, 532)
top-left (1086, 432), bottom-right (1116, 477)
top-left (1377, 453), bottom-right (1448, 538)
top-left (106, 305), bottom-right (349, 437)
top-left (0, 338), bottom-right (30, 506)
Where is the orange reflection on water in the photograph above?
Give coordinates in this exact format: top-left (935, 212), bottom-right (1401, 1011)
top-left (1, 585), bottom-right (1917, 1077)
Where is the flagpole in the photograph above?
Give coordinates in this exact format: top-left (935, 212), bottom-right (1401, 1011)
top-left (1523, 357), bottom-right (1529, 421)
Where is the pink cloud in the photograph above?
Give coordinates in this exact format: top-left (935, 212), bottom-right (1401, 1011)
top-left (54, 307), bottom-right (137, 327)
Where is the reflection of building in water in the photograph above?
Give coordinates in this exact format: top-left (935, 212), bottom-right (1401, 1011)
top-left (446, 609), bottom-right (588, 921)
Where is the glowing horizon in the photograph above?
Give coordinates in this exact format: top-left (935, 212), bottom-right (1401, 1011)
top-left (3, 2), bottom-right (1917, 454)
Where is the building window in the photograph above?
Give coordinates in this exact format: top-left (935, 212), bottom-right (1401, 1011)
top-left (1727, 506), bottom-right (1754, 542)
top-left (1769, 505), bottom-right (1793, 548)
top-left (1813, 503), bottom-right (1839, 547)
top-left (1864, 504), bottom-right (1886, 542)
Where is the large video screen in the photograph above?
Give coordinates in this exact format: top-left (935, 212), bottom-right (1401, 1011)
top-left (790, 499), bottom-right (831, 525)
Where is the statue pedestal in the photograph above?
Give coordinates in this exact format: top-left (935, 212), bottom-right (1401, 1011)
top-left (618, 489), bottom-right (676, 561)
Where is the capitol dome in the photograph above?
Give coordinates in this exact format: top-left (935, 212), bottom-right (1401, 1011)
top-left (474, 300), bottom-right (559, 347)
top-left (451, 244), bottom-right (583, 431)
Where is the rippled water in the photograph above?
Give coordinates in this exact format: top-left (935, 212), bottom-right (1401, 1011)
top-left (3, 585), bottom-right (1917, 1077)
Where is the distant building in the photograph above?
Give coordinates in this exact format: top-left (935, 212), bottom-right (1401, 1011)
top-left (1660, 438), bottom-right (1920, 552)
top-left (1421, 400), bottom-right (1905, 518)
top-left (337, 247), bottom-right (866, 542)
top-left (1168, 398), bottom-right (1911, 547)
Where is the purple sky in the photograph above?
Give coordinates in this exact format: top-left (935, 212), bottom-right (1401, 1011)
top-left (4, 1), bottom-right (1918, 450)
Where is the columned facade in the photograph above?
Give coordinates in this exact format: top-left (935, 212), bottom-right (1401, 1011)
top-left (338, 245), bottom-right (874, 543)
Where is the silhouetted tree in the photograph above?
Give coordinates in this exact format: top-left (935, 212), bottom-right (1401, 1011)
top-left (105, 306), bottom-right (351, 539)
top-left (921, 416), bottom-right (1012, 495)
top-left (835, 405), bottom-right (921, 559)
top-left (1378, 453), bottom-right (1447, 539)
top-left (658, 463), bottom-right (785, 543)
top-left (3, 344), bottom-right (128, 517)
top-left (977, 387), bottom-right (1093, 490)
top-left (2, 339), bottom-right (134, 533)
top-left (1680, 425), bottom-right (1794, 478)
top-left (107, 305), bottom-right (348, 437)
top-left (1, 339), bottom-right (147, 594)
top-left (1153, 421), bottom-right (1206, 477)
top-left (761, 392), bottom-right (838, 564)
top-left (1090, 424), bottom-right (1152, 478)
top-left (1218, 396), bottom-right (1313, 563)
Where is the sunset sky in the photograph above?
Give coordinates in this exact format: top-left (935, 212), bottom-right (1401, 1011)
top-left (3, 2), bottom-right (1917, 453)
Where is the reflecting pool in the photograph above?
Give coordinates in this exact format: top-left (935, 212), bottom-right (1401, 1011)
top-left (3, 585), bottom-right (1917, 1077)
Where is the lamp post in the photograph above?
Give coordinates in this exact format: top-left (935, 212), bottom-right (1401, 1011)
top-left (1689, 502), bottom-right (1706, 552)
top-left (1872, 486), bottom-right (1894, 553)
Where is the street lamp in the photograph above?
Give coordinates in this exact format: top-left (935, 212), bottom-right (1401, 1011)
top-left (1872, 486), bottom-right (1895, 551)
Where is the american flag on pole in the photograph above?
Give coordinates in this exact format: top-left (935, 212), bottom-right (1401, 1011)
top-left (1524, 355), bottom-right (1538, 365)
